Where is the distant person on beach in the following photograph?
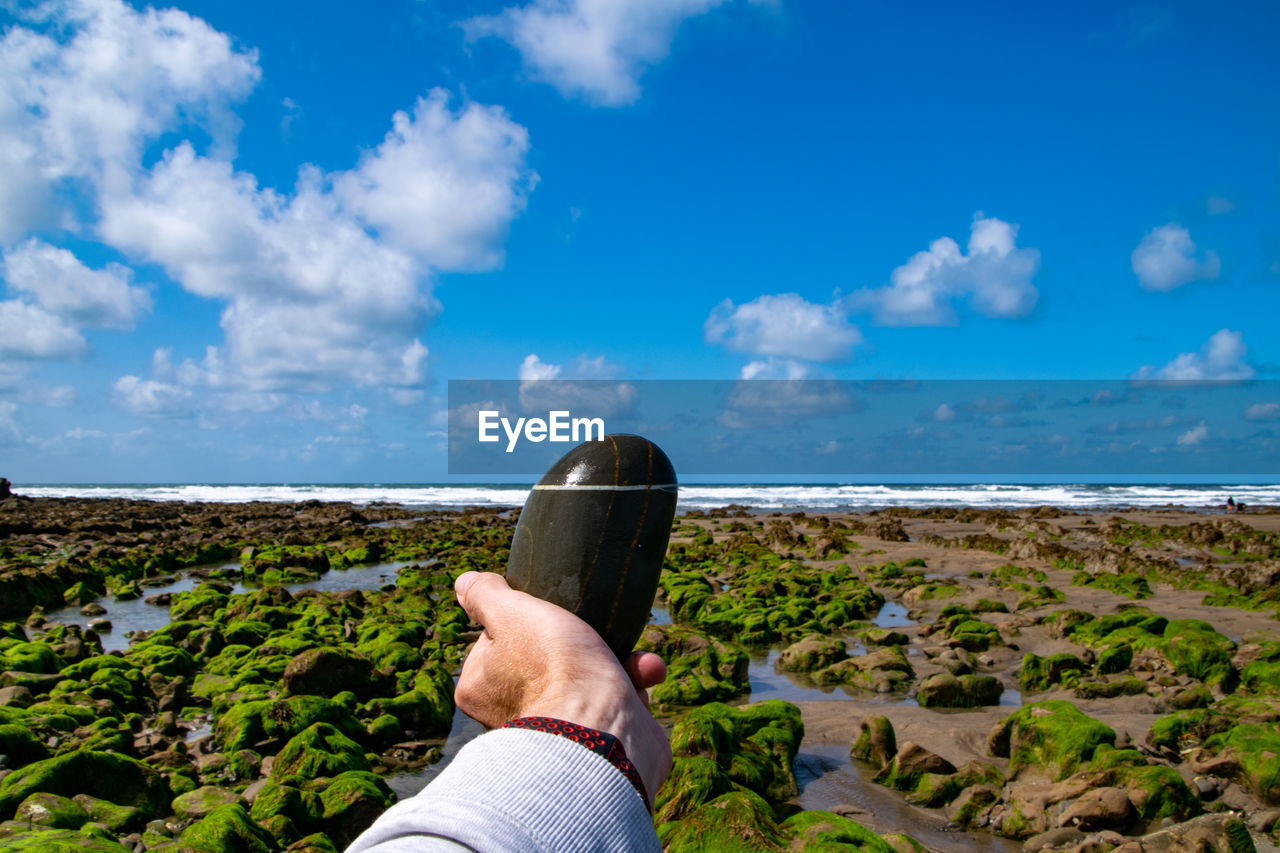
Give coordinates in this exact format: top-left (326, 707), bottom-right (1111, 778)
top-left (1228, 496), bottom-right (1236, 510)
top-left (0, 477), bottom-right (11, 500)
top-left (346, 570), bottom-right (671, 852)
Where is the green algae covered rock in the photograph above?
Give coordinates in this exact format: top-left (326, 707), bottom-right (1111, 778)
top-left (0, 723), bottom-right (47, 765)
top-left (1085, 746), bottom-right (1200, 822)
top-left (655, 756), bottom-right (735, 824)
top-left (1068, 609), bottom-right (1235, 686)
top-left (271, 723), bottom-right (370, 783)
top-left (71, 794), bottom-right (144, 834)
top-left (989, 700), bottom-right (1115, 781)
top-left (172, 785), bottom-right (245, 820)
top-left (1203, 722), bottom-right (1280, 803)
top-left (249, 780), bottom-right (322, 830)
top-left (177, 803), bottom-right (274, 853)
top-left (659, 789), bottom-right (788, 852)
top-left (0, 641), bottom-right (60, 674)
top-left (813, 646), bottom-right (913, 692)
top-left (285, 832), bottom-right (341, 853)
top-left (916, 672), bottom-right (1002, 708)
top-left (636, 624), bottom-right (749, 708)
top-left (667, 700), bottom-right (804, 808)
top-left (282, 647), bottom-right (373, 698)
top-left (215, 695), bottom-right (365, 752)
top-left (316, 771), bottom-right (396, 849)
top-left (1095, 643), bottom-right (1134, 674)
top-left (1019, 652), bottom-right (1089, 692)
top-left (774, 634), bottom-right (847, 672)
top-left (851, 714), bottom-right (897, 769)
top-left (13, 792), bottom-right (89, 829)
top-left (1162, 619), bottom-right (1236, 686)
top-left (780, 810), bottom-right (899, 852)
top-left (0, 828), bottom-right (133, 851)
top-left (0, 750), bottom-right (172, 817)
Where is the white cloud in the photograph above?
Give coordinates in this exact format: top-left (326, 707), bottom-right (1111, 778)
top-left (848, 214), bottom-right (1040, 325)
top-left (518, 353), bottom-right (562, 381)
top-left (335, 90), bottom-right (535, 271)
top-left (739, 358), bottom-right (814, 380)
top-left (5, 4), bottom-right (534, 410)
top-left (1131, 224), bottom-right (1220, 291)
top-left (3, 239), bottom-right (150, 329)
top-left (1244, 403), bottom-right (1280, 422)
top-left (1132, 329), bottom-right (1254, 381)
top-left (464, 0), bottom-right (755, 107)
top-left (0, 0), bottom-right (259, 241)
top-left (100, 143), bottom-right (435, 393)
top-left (705, 293), bottom-right (862, 363)
top-left (1176, 423), bottom-right (1208, 447)
top-left (113, 374), bottom-right (191, 418)
top-left (0, 300), bottom-right (86, 360)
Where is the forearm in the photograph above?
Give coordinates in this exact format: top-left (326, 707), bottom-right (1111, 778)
top-left (345, 727), bottom-right (660, 853)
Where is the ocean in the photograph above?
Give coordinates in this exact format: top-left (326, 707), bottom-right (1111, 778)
top-left (16, 483), bottom-right (1280, 511)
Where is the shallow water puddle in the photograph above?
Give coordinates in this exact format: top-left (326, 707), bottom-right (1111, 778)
top-left (747, 648), bottom-right (870, 704)
top-left (39, 561), bottom-right (414, 652)
top-left (872, 601), bottom-right (915, 628)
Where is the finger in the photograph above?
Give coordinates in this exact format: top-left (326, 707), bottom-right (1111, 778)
top-left (454, 571), bottom-right (521, 633)
top-left (623, 651), bottom-right (667, 690)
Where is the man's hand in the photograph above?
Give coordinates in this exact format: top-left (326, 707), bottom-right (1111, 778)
top-left (452, 571), bottom-right (673, 800)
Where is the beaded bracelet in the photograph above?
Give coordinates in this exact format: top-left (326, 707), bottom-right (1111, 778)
top-left (502, 716), bottom-right (651, 812)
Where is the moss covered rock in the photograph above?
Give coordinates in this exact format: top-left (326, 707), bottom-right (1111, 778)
top-left (659, 790), bottom-right (788, 852)
top-left (13, 792), bottom-right (89, 829)
top-left (779, 810), bottom-right (898, 852)
top-left (172, 785), bottom-right (245, 820)
top-left (636, 624), bottom-right (749, 707)
top-left (272, 723), bottom-right (370, 783)
top-left (1019, 652), bottom-right (1090, 692)
top-left (177, 802), bottom-right (274, 853)
top-left (214, 695), bottom-right (364, 752)
top-left (774, 635), bottom-right (847, 672)
top-left (851, 714), bottom-right (897, 769)
top-left (916, 673), bottom-right (1003, 708)
top-left (315, 771), bottom-right (396, 849)
top-left (0, 828), bottom-right (133, 851)
top-left (989, 700), bottom-right (1115, 781)
top-left (0, 750), bottom-right (171, 817)
top-left (70, 795), bottom-right (144, 834)
top-left (813, 646), bottom-right (913, 692)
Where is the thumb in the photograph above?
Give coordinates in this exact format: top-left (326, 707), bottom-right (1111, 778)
top-left (454, 571), bottom-right (519, 632)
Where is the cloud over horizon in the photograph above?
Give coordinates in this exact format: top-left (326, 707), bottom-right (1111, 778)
top-left (1132, 329), bottom-right (1254, 381)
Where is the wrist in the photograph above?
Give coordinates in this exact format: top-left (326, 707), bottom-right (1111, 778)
top-left (518, 688), bottom-right (670, 805)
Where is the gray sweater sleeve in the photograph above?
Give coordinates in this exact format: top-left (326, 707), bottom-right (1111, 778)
top-left (345, 727), bottom-right (661, 853)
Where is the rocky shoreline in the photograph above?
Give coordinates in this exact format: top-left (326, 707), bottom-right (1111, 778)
top-left (1, 495), bottom-right (1279, 851)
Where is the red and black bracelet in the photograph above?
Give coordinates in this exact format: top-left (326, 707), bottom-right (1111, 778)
top-left (502, 716), bottom-right (651, 811)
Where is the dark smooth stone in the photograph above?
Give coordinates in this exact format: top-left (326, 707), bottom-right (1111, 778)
top-left (506, 434), bottom-right (678, 661)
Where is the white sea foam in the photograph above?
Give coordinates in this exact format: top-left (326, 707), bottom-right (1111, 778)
top-left (17, 483), bottom-right (1280, 511)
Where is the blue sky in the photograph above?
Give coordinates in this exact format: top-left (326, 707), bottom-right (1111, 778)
top-left (1, 0), bottom-right (1277, 482)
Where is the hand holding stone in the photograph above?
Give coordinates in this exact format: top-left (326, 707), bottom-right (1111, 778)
top-left (453, 571), bottom-right (673, 800)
